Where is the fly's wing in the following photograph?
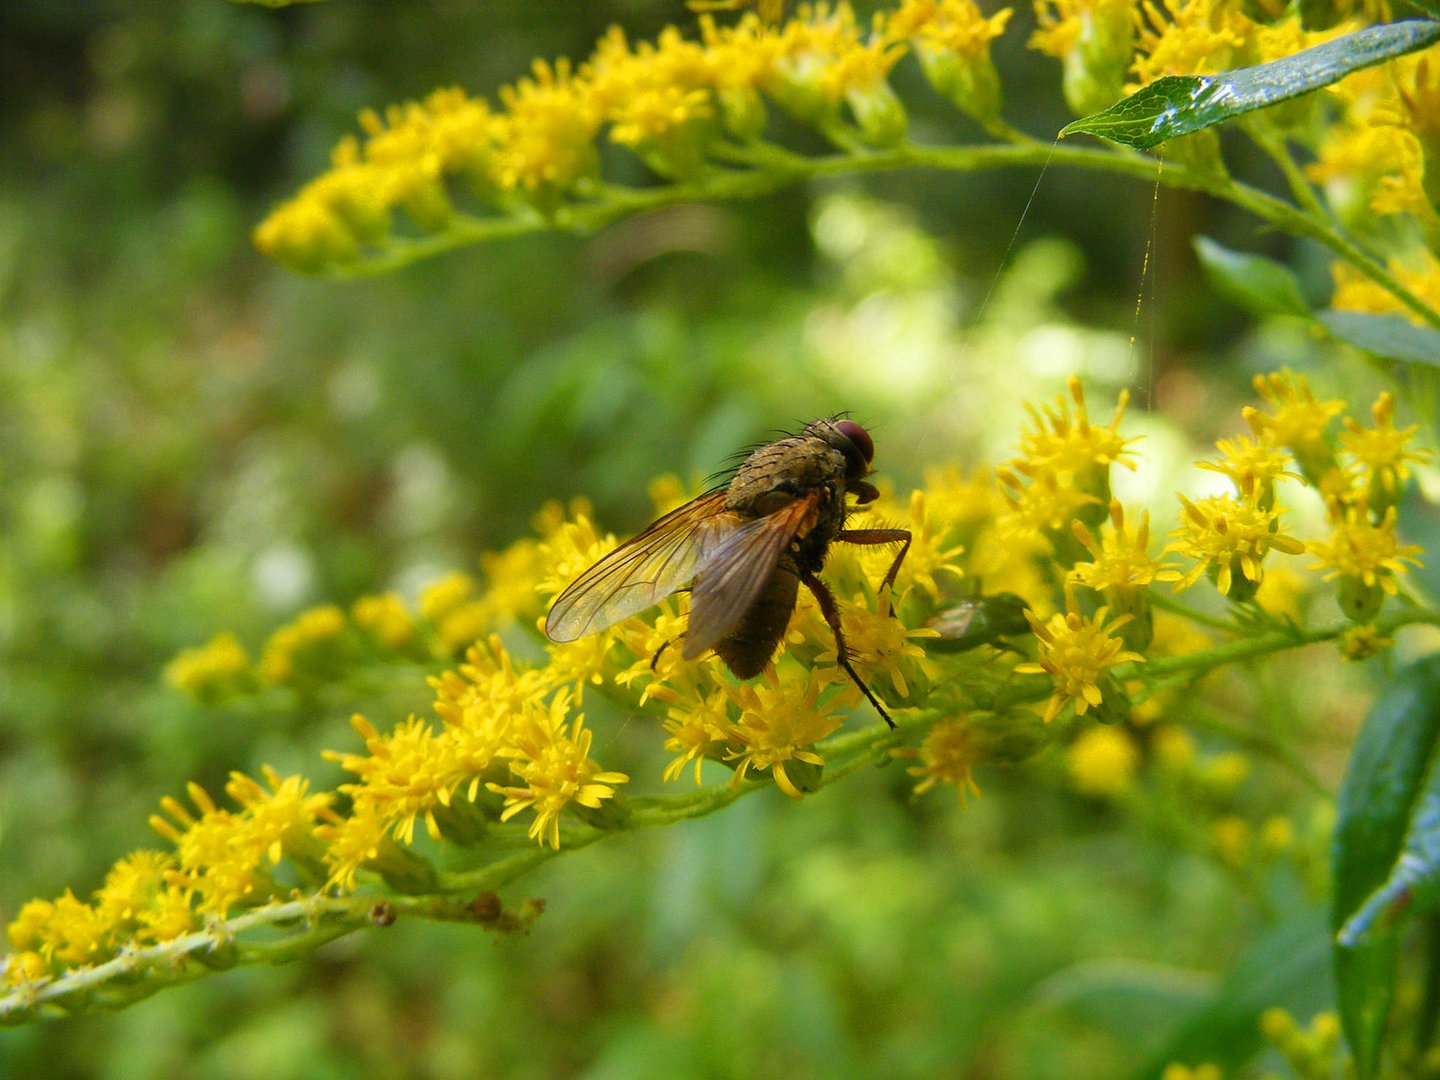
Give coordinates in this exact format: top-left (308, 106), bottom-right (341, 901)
top-left (545, 490), bottom-right (736, 642)
top-left (682, 491), bottom-right (819, 660)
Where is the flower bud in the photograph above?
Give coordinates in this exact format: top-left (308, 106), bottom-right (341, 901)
top-left (917, 43), bottom-right (1002, 124)
top-left (780, 758), bottom-right (826, 795)
top-left (1336, 573), bottom-right (1384, 623)
top-left (572, 791), bottom-right (633, 829)
top-left (371, 840), bottom-right (440, 894)
top-left (1163, 129), bottom-right (1228, 179)
top-left (1061, 5), bottom-right (1133, 116)
top-left (847, 80), bottom-right (909, 147)
top-left (718, 86), bottom-right (769, 143)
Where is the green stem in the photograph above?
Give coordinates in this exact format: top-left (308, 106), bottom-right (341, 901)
top-left (1122, 606), bottom-right (1440, 683)
top-left (324, 136), bottom-right (1440, 330)
top-left (1242, 120), bottom-right (1331, 223)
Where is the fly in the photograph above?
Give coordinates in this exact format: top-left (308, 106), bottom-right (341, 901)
top-left (544, 418), bottom-right (911, 727)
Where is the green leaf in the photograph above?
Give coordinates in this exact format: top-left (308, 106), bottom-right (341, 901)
top-left (1061, 20), bottom-right (1440, 149)
top-left (1134, 908), bottom-right (1332, 1080)
top-left (1036, 959), bottom-right (1216, 1041)
top-left (1332, 656), bottom-right (1440, 1078)
top-left (1340, 752), bottom-right (1440, 940)
top-left (1317, 310), bottom-right (1440, 367)
top-left (1193, 236), bottom-right (1310, 318)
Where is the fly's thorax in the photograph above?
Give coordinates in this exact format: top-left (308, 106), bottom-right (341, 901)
top-left (724, 434), bottom-right (848, 518)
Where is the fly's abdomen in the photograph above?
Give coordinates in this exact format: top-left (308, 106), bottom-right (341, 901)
top-left (713, 567), bottom-right (800, 678)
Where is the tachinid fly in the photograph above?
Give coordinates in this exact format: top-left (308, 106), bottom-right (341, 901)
top-left (544, 418), bottom-right (911, 727)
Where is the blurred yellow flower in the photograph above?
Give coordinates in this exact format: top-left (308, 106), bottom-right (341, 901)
top-left (165, 631), bottom-right (254, 703)
top-left (1211, 814), bottom-right (1250, 868)
top-left (1067, 725), bottom-right (1140, 797)
top-left (1308, 504), bottom-right (1423, 597)
top-left (1340, 391), bottom-right (1430, 505)
top-left (351, 592), bottom-right (419, 653)
top-left (1129, 0), bottom-right (1249, 90)
top-left (905, 716), bottom-right (984, 804)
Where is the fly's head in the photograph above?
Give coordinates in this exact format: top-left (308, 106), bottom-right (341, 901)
top-left (806, 418), bottom-right (879, 505)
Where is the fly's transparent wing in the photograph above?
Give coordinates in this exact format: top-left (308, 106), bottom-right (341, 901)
top-left (682, 492), bottom-right (818, 659)
top-left (545, 490), bottom-right (736, 642)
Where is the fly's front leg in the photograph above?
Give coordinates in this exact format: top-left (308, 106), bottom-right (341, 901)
top-left (799, 568), bottom-right (895, 729)
top-left (836, 528), bottom-right (911, 616)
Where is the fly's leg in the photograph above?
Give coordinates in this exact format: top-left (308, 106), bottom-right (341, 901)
top-left (799, 568), bottom-right (896, 729)
top-left (836, 528), bottom-right (911, 616)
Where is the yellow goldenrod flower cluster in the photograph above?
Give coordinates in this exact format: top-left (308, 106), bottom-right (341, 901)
top-left (1330, 253), bottom-right (1440, 325)
top-left (1160, 388), bottom-right (1308, 605)
top-left (1304, 54), bottom-right (1440, 322)
top-left (1310, 55), bottom-right (1440, 217)
top-left (255, 1), bottom-right (1017, 273)
top-left (997, 376), bottom-right (1139, 556)
top-left (1018, 592), bottom-right (1144, 723)
top-left (1166, 489), bottom-right (1305, 600)
top-left (1033, 0), bottom-right (1359, 119)
top-left (251, 0), bottom-right (1440, 372)
top-left (5, 769), bottom-right (332, 986)
top-left (1030, 0), bottom-right (1135, 114)
top-left (1247, 373), bottom-right (1426, 622)
top-left (7, 375), bottom-right (1431, 1009)
top-left (165, 533), bottom-right (553, 704)
top-left (152, 770), bottom-right (336, 915)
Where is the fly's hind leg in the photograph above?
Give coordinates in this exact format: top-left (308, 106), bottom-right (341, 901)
top-left (799, 568), bottom-right (896, 729)
top-left (836, 527), bottom-right (911, 616)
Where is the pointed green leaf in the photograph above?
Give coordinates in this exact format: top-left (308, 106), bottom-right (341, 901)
top-left (1332, 656), bottom-right (1440, 1079)
top-left (1194, 236), bottom-right (1310, 318)
top-left (1317, 310), bottom-right (1440, 367)
top-left (1061, 20), bottom-right (1440, 149)
top-left (1340, 752), bottom-right (1440, 944)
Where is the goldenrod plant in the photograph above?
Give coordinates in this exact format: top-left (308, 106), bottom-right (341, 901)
top-left (7, 0), bottom-right (1440, 1076)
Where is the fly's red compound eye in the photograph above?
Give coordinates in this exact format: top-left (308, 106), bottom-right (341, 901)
top-left (834, 420), bottom-right (874, 464)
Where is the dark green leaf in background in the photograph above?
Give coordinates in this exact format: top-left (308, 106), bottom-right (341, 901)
top-left (1193, 236), bottom-right (1310, 318)
top-left (1332, 656), bottom-right (1440, 1079)
top-left (1036, 959), bottom-right (1216, 1060)
top-left (1134, 908), bottom-right (1333, 1080)
top-left (1061, 20), bottom-right (1440, 149)
top-left (1317, 310), bottom-right (1440, 367)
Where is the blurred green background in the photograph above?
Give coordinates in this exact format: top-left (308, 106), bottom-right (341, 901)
top-left (0, 0), bottom-right (1388, 1075)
